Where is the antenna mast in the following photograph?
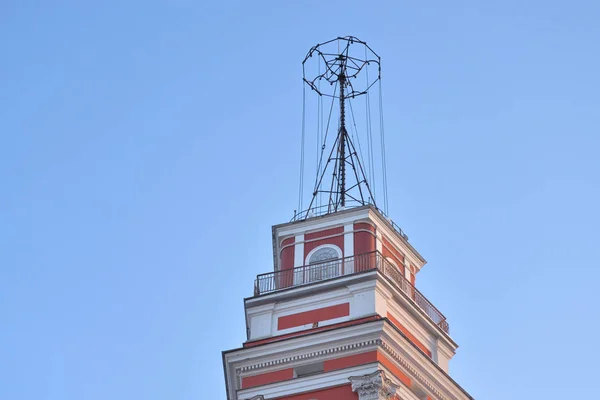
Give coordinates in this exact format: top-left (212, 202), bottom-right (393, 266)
top-left (338, 61), bottom-right (347, 208)
top-left (298, 36), bottom-right (382, 221)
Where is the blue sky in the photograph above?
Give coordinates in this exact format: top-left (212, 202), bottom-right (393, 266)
top-left (1, 1), bottom-right (599, 399)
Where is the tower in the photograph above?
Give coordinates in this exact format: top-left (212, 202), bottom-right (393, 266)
top-left (222, 37), bottom-right (473, 400)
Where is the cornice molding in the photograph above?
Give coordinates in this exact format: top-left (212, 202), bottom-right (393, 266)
top-left (237, 338), bottom-right (382, 374)
top-left (379, 340), bottom-right (448, 400)
top-left (225, 318), bottom-right (473, 400)
top-left (234, 337), bottom-right (461, 400)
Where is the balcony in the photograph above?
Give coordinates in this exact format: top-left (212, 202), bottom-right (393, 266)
top-left (254, 251), bottom-right (449, 334)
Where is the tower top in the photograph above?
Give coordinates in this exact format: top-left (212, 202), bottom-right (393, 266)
top-left (296, 36), bottom-right (389, 222)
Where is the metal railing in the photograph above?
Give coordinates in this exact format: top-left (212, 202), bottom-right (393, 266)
top-left (254, 251), bottom-right (449, 333)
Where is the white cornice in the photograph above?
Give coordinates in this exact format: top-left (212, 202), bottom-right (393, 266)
top-left (224, 318), bottom-right (473, 400)
top-left (275, 208), bottom-right (372, 238)
top-left (381, 324), bottom-right (472, 400)
top-left (376, 272), bottom-right (457, 349)
top-left (225, 320), bottom-right (385, 366)
top-left (245, 270), bottom-right (378, 307)
top-left (238, 338), bottom-right (382, 374)
top-left (246, 270), bottom-right (456, 348)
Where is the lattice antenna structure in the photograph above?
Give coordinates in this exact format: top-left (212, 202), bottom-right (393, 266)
top-left (296, 36), bottom-right (383, 221)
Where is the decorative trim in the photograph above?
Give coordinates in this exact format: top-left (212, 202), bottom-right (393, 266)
top-left (238, 364), bottom-right (378, 400)
top-left (349, 370), bottom-right (399, 400)
top-left (237, 339), bottom-right (382, 374)
top-left (379, 340), bottom-right (447, 400)
top-left (236, 334), bottom-right (450, 399)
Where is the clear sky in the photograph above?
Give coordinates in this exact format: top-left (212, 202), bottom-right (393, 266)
top-left (1, 1), bottom-right (599, 399)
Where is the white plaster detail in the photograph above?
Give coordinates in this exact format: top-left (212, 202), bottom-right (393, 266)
top-left (405, 263), bottom-right (412, 284)
top-left (225, 317), bottom-right (472, 400)
top-left (379, 340), bottom-right (448, 400)
top-left (344, 223), bottom-right (354, 270)
top-left (375, 229), bottom-right (383, 254)
top-left (387, 301), bottom-right (435, 360)
top-left (374, 283), bottom-right (391, 319)
top-left (239, 339), bottom-right (382, 373)
top-left (294, 234), bottom-right (305, 268)
top-left (276, 208), bottom-right (372, 237)
top-left (246, 303), bottom-right (276, 340)
top-left (348, 280), bottom-right (377, 319)
top-left (247, 270), bottom-right (457, 353)
top-left (436, 338), bottom-right (455, 373)
top-left (349, 370), bottom-right (399, 400)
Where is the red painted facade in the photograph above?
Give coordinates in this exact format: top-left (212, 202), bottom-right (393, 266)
top-left (353, 222), bottom-right (376, 256)
top-left (323, 351), bottom-right (378, 372)
top-left (278, 303), bottom-right (350, 330)
top-left (304, 227), bottom-right (345, 259)
top-left (243, 316), bottom-right (382, 348)
top-left (241, 350), bottom-right (411, 392)
top-left (242, 368), bottom-right (294, 389)
top-left (382, 236), bottom-right (405, 275)
top-left (280, 237), bottom-right (295, 270)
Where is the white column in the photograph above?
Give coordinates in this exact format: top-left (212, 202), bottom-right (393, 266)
top-left (293, 234), bottom-right (305, 267)
top-left (375, 229), bottom-right (383, 254)
top-left (344, 223), bottom-right (354, 274)
top-left (293, 234), bottom-right (305, 285)
top-left (349, 370), bottom-right (399, 400)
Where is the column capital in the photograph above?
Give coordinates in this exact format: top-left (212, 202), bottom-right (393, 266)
top-left (349, 370), bottom-right (399, 400)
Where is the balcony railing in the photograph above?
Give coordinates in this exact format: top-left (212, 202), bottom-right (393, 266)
top-left (254, 251), bottom-right (449, 333)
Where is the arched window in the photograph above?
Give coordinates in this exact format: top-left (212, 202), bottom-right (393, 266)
top-left (308, 246), bottom-right (340, 265)
top-left (299, 245), bottom-right (343, 284)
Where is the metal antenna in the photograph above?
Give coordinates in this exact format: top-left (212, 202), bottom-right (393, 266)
top-left (338, 60), bottom-right (347, 207)
top-left (298, 36), bottom-right (381, 220)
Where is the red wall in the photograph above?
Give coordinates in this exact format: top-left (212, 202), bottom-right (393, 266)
top-left (242, 352), bottom-right (411, 395)
top-left (242, 368), bottom-right (294, 389)
top-left (280, 237), bottom-right (295, 270)
top-left (353, 222), bottom-right (375, 255)
top-left (323, 351), bottom-right (377, 372)
top-left (277, 237), bottom-right (296, 289)
top-left (244, 316), bottom-right (382, 348)
top-left (277, 303), bottom-right (350, 330)
top-left (382, 236), bottom-right (405, 275)
top-left (354, 223), bottom-right (376, 272)
top-left (304, 227), bottom-right (344, 259)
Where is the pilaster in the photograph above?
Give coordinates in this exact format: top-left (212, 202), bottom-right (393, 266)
top-left (349, 370), bottom-right (399, 400)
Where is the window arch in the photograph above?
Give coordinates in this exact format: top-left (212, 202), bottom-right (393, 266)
top-left (305, 244), bottom-right (342, 265)
top-left (299, 244), bottom-right (343, 284)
